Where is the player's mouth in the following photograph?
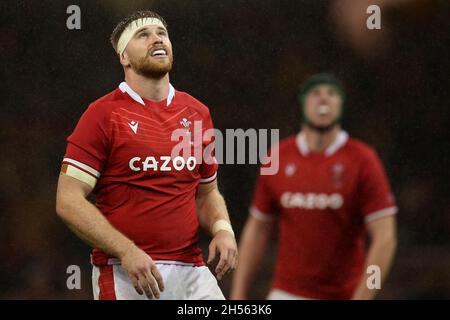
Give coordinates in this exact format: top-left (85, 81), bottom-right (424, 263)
top-left (317, 104), bottom-right (331, 115)
top-left (150, 48), bottom-right (168, 58)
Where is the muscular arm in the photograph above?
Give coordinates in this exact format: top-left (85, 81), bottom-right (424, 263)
top-left (196, 180), bottom-right (238, 280)
top-left (352, 215), bottom-right (397, 299)
top-left (230, 215), bottom-right (275, 300)
top-left (56, 173), bottom-right (164, 298)
top-left (56, 173), bottom-right (134, 256)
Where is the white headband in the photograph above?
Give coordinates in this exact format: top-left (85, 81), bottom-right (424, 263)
top-left (116, 17), bottom-right (166, 55)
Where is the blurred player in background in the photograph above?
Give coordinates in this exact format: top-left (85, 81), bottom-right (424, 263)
top-left (231, 73), bottom-right (397, 300)
top-left (56, 10), bottom-right (237, 300)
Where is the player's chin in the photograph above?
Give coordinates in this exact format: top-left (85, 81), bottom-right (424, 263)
top-left (148, 56), bottom-right (173, 69)
top-left (148, 56), bottom-right (168, 63)
top-left (139, 56), bottom-right (172, 69)
top-left (311, 118), bottom-right (335, 128)
top-left (141, 65), bottom-right (172, 79)
top-left (309, 118), bottom-right (339, 130)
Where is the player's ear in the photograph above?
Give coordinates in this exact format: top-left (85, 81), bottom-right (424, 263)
top-left (119, 51), bottom-right (130, 67)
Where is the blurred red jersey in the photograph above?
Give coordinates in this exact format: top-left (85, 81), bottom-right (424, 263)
top-left (250, 131), bottom-right (397, 299)
top-left (62, 82), bottom-right (218, 266)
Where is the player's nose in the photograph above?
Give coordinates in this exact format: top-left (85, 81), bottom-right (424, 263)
top-left (317, 96), bottom-right (329, 106)
top-left (150, 32), bottom-right (164, 44)
top-left (320, 92), bottom-right (334, 103)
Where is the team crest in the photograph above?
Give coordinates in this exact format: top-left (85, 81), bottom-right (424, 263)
top-left (332, 163), bottom-right (344, 188)
top-left (285, 163), bottom-right (296, 177)
top-left (179, 118), bottom-right (191, 128)
top-left (179, 118), bottom-right (193, 145)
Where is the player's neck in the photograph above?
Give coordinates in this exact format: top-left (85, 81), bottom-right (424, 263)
top-left (302, 125), bottom-right (341, 153)
top-left (124, 72), bottom-right (170, 102)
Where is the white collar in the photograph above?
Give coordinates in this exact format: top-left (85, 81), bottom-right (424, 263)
top-left (296, 130), bottom-right (349, 157)
top-left (118, 81), bottom-right (175, 106)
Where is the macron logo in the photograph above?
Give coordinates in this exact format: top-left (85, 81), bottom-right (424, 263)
top-left (128, 120), bottom-right (139, 134)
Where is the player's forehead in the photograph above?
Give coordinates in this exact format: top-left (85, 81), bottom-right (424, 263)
top-left (308, 84), bottom-right (339, 94)
top-left (134, 24), bottom-right (168, 35)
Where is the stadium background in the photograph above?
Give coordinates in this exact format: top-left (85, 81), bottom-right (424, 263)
top-left (0, 0), bottom-right (448, 299)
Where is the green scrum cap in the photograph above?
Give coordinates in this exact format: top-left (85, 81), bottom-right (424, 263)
top-left (298, 73), bottom-right (346, 123)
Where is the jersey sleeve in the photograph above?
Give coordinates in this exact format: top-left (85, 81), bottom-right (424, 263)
top-left (249, 169), bottom-right (278, 222)
top-left (61, 103), bottom-right (111, 188)
top-left (358, 149), bottom-right (398, 224)
top-left (198, 110), bottom-right (218, 184)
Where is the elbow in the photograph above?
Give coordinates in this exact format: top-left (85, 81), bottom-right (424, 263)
top-left (55, 196), bottom-right (65, 218)
top-left (383, 235), bottom-right (397, 262)
top-left (55, 193), bottom-right (72, 220)
top-left (386, 227), bottom-right (398, 251)
top-left (391, 236), bottom-right (398, 253)
top-left (375, 232), bottom-right (397, 253)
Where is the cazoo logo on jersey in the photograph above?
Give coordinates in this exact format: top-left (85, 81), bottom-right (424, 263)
top-left (129, 156), bottom-right (197, 172)
top-left (281, 192), bottom-right (344, 210)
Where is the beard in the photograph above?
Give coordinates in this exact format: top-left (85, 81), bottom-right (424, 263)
top-left (129, 53), bottom-right (173, 79)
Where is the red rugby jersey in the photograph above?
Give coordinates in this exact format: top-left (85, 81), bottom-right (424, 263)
top-left (62, 82), bottom-right (218, 266)
top-left (250, 131), bottom-right (397, 299)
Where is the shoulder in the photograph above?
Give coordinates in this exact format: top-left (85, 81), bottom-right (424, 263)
top-left (277, 135), bottom-right (298, 153)
top-left (345, 137), bottom-right (378, 158)
top-left (173, 90), bottom-right (212, 118)
top-left (270, 135), bottom-right (297, 155)
top-left (81, 88), bottom-right (125, 119)
top-left (70, 88), bottom-right (132, 133)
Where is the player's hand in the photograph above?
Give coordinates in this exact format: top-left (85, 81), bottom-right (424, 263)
top-left (207, 230), bottom-right (238, 280)
top-left (120, 246), bottom-right (165, 299)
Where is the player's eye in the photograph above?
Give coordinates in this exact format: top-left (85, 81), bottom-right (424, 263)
top-left (139, 32), bottom-right (148, 38)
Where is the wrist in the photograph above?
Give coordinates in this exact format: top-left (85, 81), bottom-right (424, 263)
top-left (212, 219), bottom-right (235, 237)
top-left (116, 240), bottom-right (138, 260)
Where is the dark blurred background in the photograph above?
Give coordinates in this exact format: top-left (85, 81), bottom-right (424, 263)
top-left (0, 0), bottom-right (449, 299)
